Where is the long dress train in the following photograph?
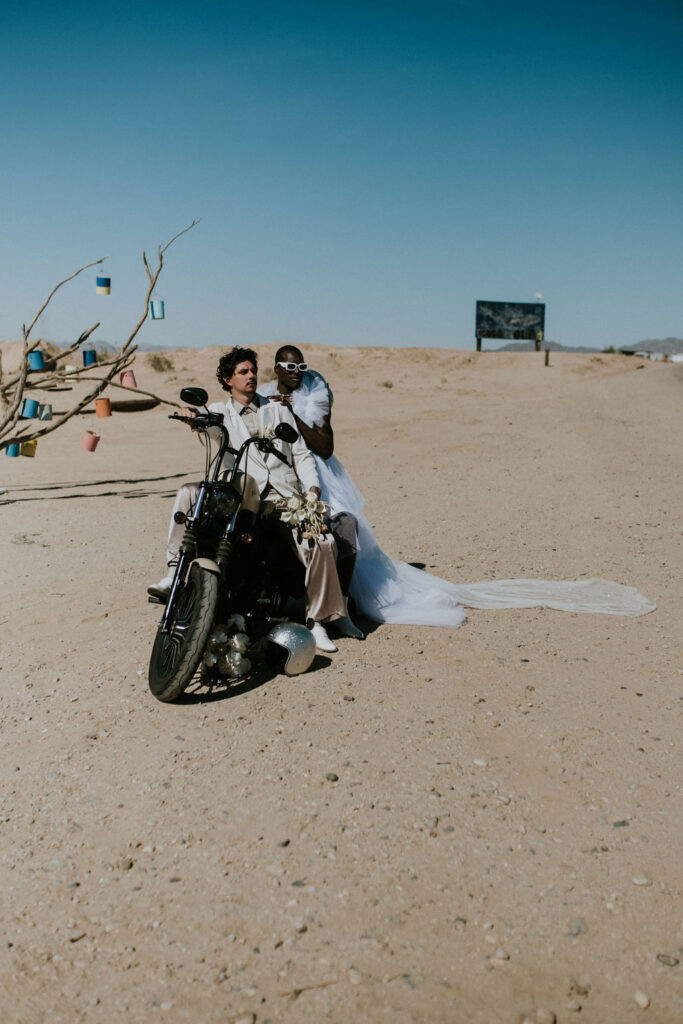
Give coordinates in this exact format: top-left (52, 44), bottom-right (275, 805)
top-left (258, 373), bottom-right (655, 627)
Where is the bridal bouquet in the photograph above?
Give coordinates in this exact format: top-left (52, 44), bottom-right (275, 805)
top-left (264, 492), bottom-right (330, 542)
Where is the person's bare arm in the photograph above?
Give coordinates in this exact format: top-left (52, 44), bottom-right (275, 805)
top-left (268, 394), bottom-right (334, 459)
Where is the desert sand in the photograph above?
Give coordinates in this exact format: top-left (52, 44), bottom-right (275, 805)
top-left (0, 346), bottom-right (680, 1023)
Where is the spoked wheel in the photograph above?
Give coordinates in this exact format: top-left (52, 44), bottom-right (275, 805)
top-left (148, 565), bottom-right (218, 702)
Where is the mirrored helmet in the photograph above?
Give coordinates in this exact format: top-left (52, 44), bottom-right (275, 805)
top-left (265, 622), bottom-right (316, 676)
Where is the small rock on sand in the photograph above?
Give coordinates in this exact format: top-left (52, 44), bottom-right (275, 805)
top-left (633, 990), bottom-right (650, 1009)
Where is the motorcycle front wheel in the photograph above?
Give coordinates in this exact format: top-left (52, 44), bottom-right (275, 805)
top-left (148, 564), bottom-right (219, 702)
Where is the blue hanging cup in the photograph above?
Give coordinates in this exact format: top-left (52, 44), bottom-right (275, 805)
top-left (5, 443), bottom-right (20, 457)
top-left (28, 351), bottom-right (45, 371)
top-left (96, 276), bottom-right (111, 295)
top-left (21, 398), bottom-right (39, 418)
top-left (150, 299), bottom-right (165, 320)
top-left (83, 348), bottom-right (97, 367)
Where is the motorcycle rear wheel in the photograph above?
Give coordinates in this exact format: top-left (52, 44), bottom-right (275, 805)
top-left (148, 564), bottom-right (218, 702)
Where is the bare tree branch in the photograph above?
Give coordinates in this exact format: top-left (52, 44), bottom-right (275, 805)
top-left (0, 324), bottom-right (102, 399)
top-left (0, 220), bottom-right (198, 451)
top-left (160, 218), bottom-right (200, 256)
top-left (24, 257), bottom-right (108, 341)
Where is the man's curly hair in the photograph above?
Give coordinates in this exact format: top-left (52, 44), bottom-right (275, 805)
top-left (216, 347), bottom-right (258, 392)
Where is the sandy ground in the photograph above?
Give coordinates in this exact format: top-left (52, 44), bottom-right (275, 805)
top-left (0, 346), bottom-right (681, 1023)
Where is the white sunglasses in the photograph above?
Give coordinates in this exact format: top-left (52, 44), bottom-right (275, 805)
top-left (276, 361), bottom-right (308, 372)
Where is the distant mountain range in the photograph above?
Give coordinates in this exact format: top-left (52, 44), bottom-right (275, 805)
top-left (19, 336), bottom-right (683, 356)
top-left (498, 337), bottom-right (683, 355)
top-left (497, 341), bottom-right (600, 353)
top-left (33, 338), bottom-right (170, 353)
top-left (622, 337), bottom-right (683, 354)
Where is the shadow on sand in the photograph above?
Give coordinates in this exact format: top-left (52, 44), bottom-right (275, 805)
top-left (175, 652), bottom-right (335, 705)
top-left (0, 471), bottom-right (192, 505)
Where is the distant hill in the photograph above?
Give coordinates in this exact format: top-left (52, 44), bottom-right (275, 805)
top-left (497, 340), bottom-right (600, 353)
top-left (622, 337), bottom-right (683, 355)
top-left (497, 337), bottom-right (683, 355)
top-left (36, 338), bottom-right (169, 354)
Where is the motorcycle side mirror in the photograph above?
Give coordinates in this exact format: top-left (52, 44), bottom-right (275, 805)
top-left (179, 387), bottom-right (209, 407)
top-left (274, 422), bottom-right (298, 443)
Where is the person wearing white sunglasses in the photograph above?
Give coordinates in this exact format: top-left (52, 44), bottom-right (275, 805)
top-left (259, 346), bottom-right (655, 626)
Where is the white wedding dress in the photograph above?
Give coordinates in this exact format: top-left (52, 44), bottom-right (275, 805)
top-left (258, 373), bottom-right (655, 627)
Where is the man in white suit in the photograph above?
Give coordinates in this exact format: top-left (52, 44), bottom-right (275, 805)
top-left (150, 347), bottom-right (354, 652)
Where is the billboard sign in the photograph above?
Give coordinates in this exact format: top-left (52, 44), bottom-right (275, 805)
top-left (475, 300), bottom-right (545, 341)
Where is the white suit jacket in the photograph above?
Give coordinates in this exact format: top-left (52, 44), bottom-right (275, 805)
top-left (208, 393), bottom-right (319, 499)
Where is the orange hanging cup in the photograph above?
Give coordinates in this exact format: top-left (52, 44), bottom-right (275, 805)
top-left (82, 430), bottom-right (100, 452)
top-left (120, 370), bottom-right (137, 388)
top-left (95, 397), bottom-right (111, 417)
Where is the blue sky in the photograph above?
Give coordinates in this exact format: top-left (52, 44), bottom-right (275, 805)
top-left (1, 0), bottom-right (681, 350)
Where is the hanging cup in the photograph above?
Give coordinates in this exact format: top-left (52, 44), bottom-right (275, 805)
top-left (5, 443), bottom-right (20, 457)
top-left (28, 351), bottom-right (45, 371)
top-left (120, 370), bottom-right (137, 388)
top-left (21, 398), bottom-right (39, 418)
top-left (64, 364), bottom-right (79, 374)
top-left (82, 430), bottom-right (100, 452)
top-left (95, 397), bottom-right (111, 418)
top-left (149, 299), bottom-right (165, 320)
top-left (82, 348), bottom-right (97, 367)
top-left (20, 439), bottom-right (37, 458)
top-left (38, 403), bottom-right (53, 421)
top-left (96, 276), bottom-right (111, 295)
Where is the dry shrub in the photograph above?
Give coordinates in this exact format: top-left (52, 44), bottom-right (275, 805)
top-left (148, 353), bottom-right (174, 372)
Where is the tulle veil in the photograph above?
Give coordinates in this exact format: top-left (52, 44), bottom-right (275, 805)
top-left (258, 372), bottom-right (655, 627)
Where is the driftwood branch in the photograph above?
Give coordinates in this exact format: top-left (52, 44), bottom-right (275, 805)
top-left (77, 377), bottom-right (181, 407)
top-left (0, 324), bottom-right (101, 398)
top-left (160, 220), bottom-right (200, 256)
top-left (24, 257), bottom-right (108, 342)
top-left (0, 220), bottom-right (198, 451)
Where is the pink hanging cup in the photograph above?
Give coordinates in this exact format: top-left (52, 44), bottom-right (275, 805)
top-left (120, 370), bottom-right (137, 388)
top-left (82, 430), bottom-right (100, 452)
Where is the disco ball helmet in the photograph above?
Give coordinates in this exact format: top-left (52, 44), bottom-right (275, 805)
top-left (265, 622), bottom-right (316, 676)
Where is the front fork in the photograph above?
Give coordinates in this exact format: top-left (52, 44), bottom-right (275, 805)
top-left (158, 482), bottom-right (208, 633)
top-left (159, 507), bottom-right (239, 634)
top-left (158, 547), bottom-right (194, 633)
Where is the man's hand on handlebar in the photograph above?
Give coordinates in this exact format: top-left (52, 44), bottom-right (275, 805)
top-left (170, 408), bottom-right (224, 431)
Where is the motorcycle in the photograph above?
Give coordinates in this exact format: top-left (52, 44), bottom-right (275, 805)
top-left (147, 387), bottom-right (315, 702)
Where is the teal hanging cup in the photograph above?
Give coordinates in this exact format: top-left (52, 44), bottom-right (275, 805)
top-left (21, 398), bottom-right (39, 418)
top-left (38, 403), bottom-right (53, 421)
top-left (149, 299), bottom-right (165, 320)
top-left (28, 351), bottom-right (45, 371)
top-left (5, 443), bottom-right (20, 457)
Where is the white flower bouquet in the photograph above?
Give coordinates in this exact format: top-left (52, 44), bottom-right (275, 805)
top-left (264, 491), bottom-right (330, 541)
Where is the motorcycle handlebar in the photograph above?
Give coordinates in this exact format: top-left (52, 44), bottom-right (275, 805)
top-left (258, 438), bottom-right (289, 464)
top-left (168, 411), bottom-right (224, 428)
top-left (168, 414), bottom-right (290, 475)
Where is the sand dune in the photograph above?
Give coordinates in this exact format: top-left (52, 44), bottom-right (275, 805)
top-left (0, 348), bottom-right (680, 1022)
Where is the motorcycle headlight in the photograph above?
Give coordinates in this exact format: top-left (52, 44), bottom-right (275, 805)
top-left (206, 482), bottom-right (240, 519)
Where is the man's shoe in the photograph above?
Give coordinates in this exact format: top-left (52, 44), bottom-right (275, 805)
top-left (147, 567), bottom-right (176, 602)
top-left (334, 598), bottom-right (364, 639)
top-left (310, 622), bottom-right (337, 653)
